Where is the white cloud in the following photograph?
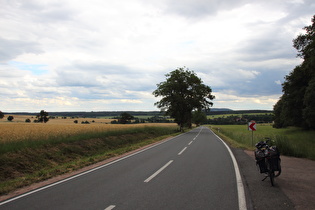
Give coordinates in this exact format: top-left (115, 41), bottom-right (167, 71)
top-left (213, 91), bottom-right (281, 110)
top-left (0, 0), bottom-right (314, 112)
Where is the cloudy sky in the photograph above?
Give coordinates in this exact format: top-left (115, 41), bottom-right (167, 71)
top-left (1, 0), bottom-right (314, 112)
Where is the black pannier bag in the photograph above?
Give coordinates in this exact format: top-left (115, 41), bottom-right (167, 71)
top-left (256, 159), bottom-right (268, 173)
top-left (269, 146), bottom-right (281, 171)
top-left (255, 149), bottom-right (268, 173)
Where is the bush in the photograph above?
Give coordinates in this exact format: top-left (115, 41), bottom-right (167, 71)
top-left (7, 116), bottom-right (14, 121)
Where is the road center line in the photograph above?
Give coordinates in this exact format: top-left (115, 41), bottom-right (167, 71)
top-left (188, 141), bottom-right (193, 145)
top-left (104, 205), bottom-right (116, 210)
top-left (178, 147), bottom-right (187, 155)
top-left (193, 126), bottom-right (203, 140)
top-left (144, 160), bottom-right (173, 183)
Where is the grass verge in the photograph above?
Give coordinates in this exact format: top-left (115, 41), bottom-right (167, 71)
top-left (0, 126), bottom-right (179, 196)
top-left (209, 124), bottom-right (315, 160)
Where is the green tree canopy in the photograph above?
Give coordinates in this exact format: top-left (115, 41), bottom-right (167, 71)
top-left (7, 116), bottom-right (14, 121)
top-left (0, 111), bottom-right (4, 119)
top-left (153, 67), bottom-right (215, 130)
top-left (192, 110), bottom-right (207, 127)
top-left (274, 15), bottom-right (315, 129)
top-left (37, 110), bottom-right (49, 123)
top-left (119, 112), bottom-right (134, 124)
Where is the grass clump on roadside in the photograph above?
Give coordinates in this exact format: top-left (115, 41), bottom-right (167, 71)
top-left (209, 124), bottom-right (315, 160)
top-left (0, 126), bottom-right (179, 196)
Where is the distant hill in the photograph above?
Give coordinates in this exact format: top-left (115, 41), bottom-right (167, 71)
top-left (210, 108), bottom-right (233, 112)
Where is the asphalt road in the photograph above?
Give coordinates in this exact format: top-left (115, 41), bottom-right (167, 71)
top-left (0, 127), bottom-right (247, 210)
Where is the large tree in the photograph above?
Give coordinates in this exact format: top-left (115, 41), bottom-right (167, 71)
top-left (153, 67), bottom-right (215, 130)
top-left (118, 112), bottom-right (134, 124)
top-left (192, 110), bottom-right (207, 127)
top-left (37, 110), bottom-right (49, 123)
top-left (274, 15), bottom-right (315, 129)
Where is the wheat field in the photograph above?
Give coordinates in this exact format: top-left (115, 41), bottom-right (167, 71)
top-left (0, 115), bottom-right (176, 143)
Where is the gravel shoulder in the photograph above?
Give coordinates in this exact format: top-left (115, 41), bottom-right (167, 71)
top-left (244, 150), bottom-right (315, 210)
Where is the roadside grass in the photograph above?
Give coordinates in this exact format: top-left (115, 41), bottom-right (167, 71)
top-left (209, 124), bottom-right (315, 160)
top-left (0, 126), bottom-right (179, 195)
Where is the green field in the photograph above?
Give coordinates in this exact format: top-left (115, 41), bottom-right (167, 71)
top-left (209, 124), bottom-right (315, 160)
top-left (207, 112), bottom-right (272, 119)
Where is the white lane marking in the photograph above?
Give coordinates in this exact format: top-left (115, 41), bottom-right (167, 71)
top-left (188, 141), bottom-right (193, 145)
top-left (193, 126), bottom-right (203, 140)
top-left (178, 147), bottom-right (187, 155)
top-left (105, 205), bottom-right (116, 210)
top-left (211, 129), bottom-right (247, 210)
top-left (144, 160), bottom-right (173, 183)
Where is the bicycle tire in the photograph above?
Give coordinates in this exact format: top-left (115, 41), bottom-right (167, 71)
top-left (275, 159), bottom-right (281, 177)
top-left (266, 159), bottom-right (275, 186)
top-left (269, 170), bottom-right (275, 186)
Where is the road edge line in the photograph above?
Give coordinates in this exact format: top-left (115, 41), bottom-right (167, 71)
top-left (210, 129), bottom-right (248, 210)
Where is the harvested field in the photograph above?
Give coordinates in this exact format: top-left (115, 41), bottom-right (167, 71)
top-left (0, 115), bottom-right (176, 143)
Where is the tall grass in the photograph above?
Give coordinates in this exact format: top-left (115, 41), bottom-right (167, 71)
top-left (210, 124), bottom-right (315, 160)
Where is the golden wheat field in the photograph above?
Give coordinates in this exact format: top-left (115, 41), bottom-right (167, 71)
top-left (0, 115), bottom-right (176, 143)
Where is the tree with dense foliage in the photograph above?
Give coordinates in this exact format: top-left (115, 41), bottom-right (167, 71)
top-left (37, 110), bottom-right (49, 123)
top-left (192, 110), bottom-right (208, 126)
top-left (118, 112), bottom-right (134, 124)
top-left (0, 111), bottom-right (4, 119)
top-left (7, 116), bottom-right (14, 121)
top-left (153, 67), bottom-right (215, 130)
top-left (274, 15), bottom-right (315, 129)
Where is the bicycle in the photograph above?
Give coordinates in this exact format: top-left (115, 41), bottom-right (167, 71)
top-left (254, 138), bottom-right (281, 186)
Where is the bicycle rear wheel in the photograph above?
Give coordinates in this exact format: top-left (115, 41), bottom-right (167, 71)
top-left (269, 170), bottom-right (275, 186)
top-left (275, 159), bottom-right (281, 177)
top-left (266, 159), bottom-right (275, 186)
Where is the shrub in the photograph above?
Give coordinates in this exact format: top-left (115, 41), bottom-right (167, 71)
top-left (7, 116), bottom-right (14, 121)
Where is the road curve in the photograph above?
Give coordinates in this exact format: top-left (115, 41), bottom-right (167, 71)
top-left (0, 127), bottom-right (246, 210)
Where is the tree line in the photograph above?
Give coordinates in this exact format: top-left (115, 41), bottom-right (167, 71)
top-left (0, 110), bottom-right (49, 123)
top-left (207, 114), bottom-right (274, 125)
top-left (273, 15), bottom-right (315, 130)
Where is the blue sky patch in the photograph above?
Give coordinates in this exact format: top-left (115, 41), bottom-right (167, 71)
top-left (9, 61), bottom-right (48, 75)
